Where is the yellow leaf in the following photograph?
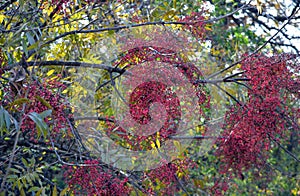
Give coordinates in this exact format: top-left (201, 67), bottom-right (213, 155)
top-left (36, 188), bottom-right (42, 196)
top-left (193, 179), bottom-right (204, 188)
top-left (150, 141), bottom-right (160, 156)
top-left (205, 24), bottom-right (212, 31)
top-left (173, 140), bottom-right (182, 152)
top-left (59, 187), bottom-right (69, 196)
top-left (46, 6), bottom-right (54, 16)
top-left (114, 4), bottom-right (124, 13)
top-left (0, 14), bottom-right (5, 23)
top-left (52, 185), bottom-right (57, 196)
top-left (46, 69), bottom-right (55, 76)
top-left (150, 141), bottom-right (156, 149)
top-left (20, 188), bottom-right (25, 196)
top-left (256, 0), bottom-right (263, 14)
top-left (236, 63), bottom-right (242, 69)
top-left (62, 89), bottom-right (68, 94)
top-left (274, 3), bottom-right (280, 10)
top-left (177, 172), bottom-right (184, 179)
top-left (156, 138), bottom-right (160, 148)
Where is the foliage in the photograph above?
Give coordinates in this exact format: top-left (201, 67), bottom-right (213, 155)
top-left (0, 0), bottom-right (299, 195)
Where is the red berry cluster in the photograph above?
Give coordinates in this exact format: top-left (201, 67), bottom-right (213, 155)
top-left (214, 54), bottom-right (299, 192)
top-left (129, 81), bottom-right (180, 130)
top-left (66, 14), bottom-right (208, 195)
top-left (64, 160), bottom-right (131, 196)
top-left (50, 0), bottom-right (108, 12)
top-left (244, 54), bottom-right (298, 97)
top-left (144, 158), bottom-right (196, 195)
top-left (107, 81), bottom-right (181, 150)
top-left (179, 12), bottom-right (206, 39)
top-left (105, 46), bottom-right (210, 151)
top-left (50, 0), bottom-right (70, 11)
top-left (19, 78), bottom-right (72, 141)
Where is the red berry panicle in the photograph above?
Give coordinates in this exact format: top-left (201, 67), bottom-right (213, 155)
top-left (1, 76), bottom-right (72, 142)
top-left (64, 160), bottom-right (131, 196)
top-left (217, 54), bottom-right (299, 178)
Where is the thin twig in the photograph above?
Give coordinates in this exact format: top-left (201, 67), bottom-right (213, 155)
top-left (268, 134), bottom-right (300, 162)
top-left (74, 116), bottom-right (115, 122)
top-left (0, 131), bottom-right (21, 192)
top-left (42, 2), bottom-right (251, 46)
top-left (169, 135), bottom-right (225, 140)
top-left (207, 6), bottom-right (300, 79)
top-left (213, 83), bottom-right (243, 106)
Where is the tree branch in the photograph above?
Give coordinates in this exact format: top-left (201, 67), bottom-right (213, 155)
top-left (42, 2), bottom-right (251, 46)
top-left (5, 60), bottom-right (126, 74)
top-left (207, 6), bottom-right (300, 79)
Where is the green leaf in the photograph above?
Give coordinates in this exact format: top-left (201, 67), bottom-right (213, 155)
top-left (25, 175), bottom-right (32, 185)
top-left (20, 188), bottom-right (26, 196)
top-left (0, 106), bottom-right (19, 132)
top-left (28, 112), bottom-right (49, 137)
top-left (0, 106), bottom-right (12, 133)
top-left (21, 158), bottom-right (28, 167)
top-left (16, 180), bottom-right (21, 189)
top-left (26, 32), bottom-right (35, 45)
top-left (0, 108), bottom-right (5, 134)
top-left (22, 38), bottom-right (28, 57)
top-left (15, 165), bottom-right (25, 172)
top-left (7, 174), bottom-right (18, 179)
top-left (13, 117), bottom-right (20, 131)
top-left (8, 98), bottom-right (30, 108)
top-left (35, 167), bottom-right (43, 173)
top-left (19, 0), bottom-right (24, 7)
top-left (35, 96), bottom-right (53, 110)
top-left (36, 187), bottom-right (43, 196)
top-left (108, 30), bottom-right (115, 35)
top-left (28, 186), bottom-right (40, 192)
top-left (30, 157), bottom-right (36, 166)
top-left (39, 109), bottom-right (52, 119)
top-left (6, 178), bottom-right (17, 183)
top-left (3, 110), bottom-right (11, 130)
top-left (27, 41), bottom-right (40, 51)
top-left (9, 168), bottom-right (21, 173)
